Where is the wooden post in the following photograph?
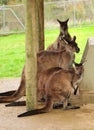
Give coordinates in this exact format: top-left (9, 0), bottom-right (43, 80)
top-left (38, 0), bottom-right (44, 51)
top-left (25, 0), bottom-right (41, 111)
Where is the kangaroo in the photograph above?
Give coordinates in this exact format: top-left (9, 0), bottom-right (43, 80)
top-left (47, 18), bottom-right (72, 51)
top-left (38, 36), bottom-right (79, 74)
top-left (0, 18), bottom-right (72, 98)
top-left (37, 61), bottom-right (84, 106)
top-left (18, 62), bottom-right (84, 117)
top-left (0, 18), bottom-right (71, 97)
top-left (0, 36), bottom-right (80, 103)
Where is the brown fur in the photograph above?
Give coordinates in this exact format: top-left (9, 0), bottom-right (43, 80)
top-left (37, 67), bottom-right (62, 101)
top-left (18, 63), bottom-right (84, 117)
top-left (0, 37), bottom-right (79, 103)
top-left (0, 18), bottom-right (72, 98)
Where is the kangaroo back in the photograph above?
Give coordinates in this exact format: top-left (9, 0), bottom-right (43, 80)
top-left (38, 67), bottom-right (62, 101)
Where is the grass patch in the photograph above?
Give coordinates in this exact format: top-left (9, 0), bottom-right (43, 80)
top-left (0, 26), bottom-right (94, 78)
top-left (0, 34), bottom-right (25, 77)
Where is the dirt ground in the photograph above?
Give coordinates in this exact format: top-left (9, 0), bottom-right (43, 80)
top-left (0, 78), bottom-right (94, 130)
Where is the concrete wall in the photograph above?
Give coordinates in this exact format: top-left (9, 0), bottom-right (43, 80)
top-left (70, 37), bottom-right (94, 105)
top-left (80, 37), bottom-right (94, 90)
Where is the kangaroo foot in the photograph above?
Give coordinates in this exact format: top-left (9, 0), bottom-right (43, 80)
top-left (53, 102), bottom-right (71, 109)
top-left (64, 105), bottom-right (80, 110)
top-left (6, 101), bottom-right (26, 107)
top-left (53, 103), bottom-right (63, 109)
top-left (70, 106), bottom-right (80, 109)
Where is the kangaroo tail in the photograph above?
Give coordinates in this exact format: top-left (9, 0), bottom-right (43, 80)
top-left (0, 67), bottom-right (25, 103)
top-left (18, 95), bottom-right (53, 117)
top-left (0, 79), bottom-right (25, 103)
top-left (6, 101), bottom-right (26, 107)
top-left (0, 90), bottom-right (16, 96)
top-left (18, 109), bottom-right (46, 117)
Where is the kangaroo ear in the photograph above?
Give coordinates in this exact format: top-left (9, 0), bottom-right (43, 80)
top-left (57, 19), bottom-right (61, 24)
top-left (73, 62), bottom-right (77, 71)
top-left (73, 36), bottom-right (76, 42)
top-left (81, 60), bottom-right (87, 66)
top-left (65, 18), bottom-right (69, 23)
top-left (73, 62), bottom-right (76, 68)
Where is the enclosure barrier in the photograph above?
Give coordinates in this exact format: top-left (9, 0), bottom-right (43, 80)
top-left (0, 0), bottom-right (94, 35)
top-left (70, 37), bottom-right (94, 105)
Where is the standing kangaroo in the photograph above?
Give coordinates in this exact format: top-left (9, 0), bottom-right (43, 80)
top-left (47, 18), bottom-right (72, 51)
top-left (18, 62), bottom-right (84, 117)
top-left (0, 36), bottom-right (80, 103)
top-left (0, 18), bottom-right (71, 97)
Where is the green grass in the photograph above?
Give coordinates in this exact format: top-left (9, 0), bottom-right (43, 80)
top-left (0, 34), bottom-right (25, 77)
top-left (0, 26), bottom-right (94, 78)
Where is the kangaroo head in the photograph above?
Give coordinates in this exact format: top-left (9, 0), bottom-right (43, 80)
top-left (57, 35), bottom-right (80, 53)
top-left (73, 61), bottom-right (85, 76)
top-left (57, 18), bottom-right (69, 35)
top-left (67, 36), bottom-right (80, 53)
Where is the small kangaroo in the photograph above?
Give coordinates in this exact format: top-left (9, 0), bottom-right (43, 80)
top-left (18, 62), bottom-right (84, 117)
top-left (37, 61), bottom-right (85, 105)
top-left (0, 36), bottom-right (80, 103)
top-left (47, 18), bottom-right (72, 51)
